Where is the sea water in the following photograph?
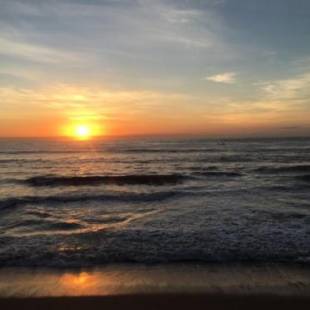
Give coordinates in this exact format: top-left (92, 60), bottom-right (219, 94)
top-left (0, 137), bottom-right (310, 266)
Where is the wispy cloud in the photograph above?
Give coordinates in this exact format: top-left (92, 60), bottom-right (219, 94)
top-left (0, 84), bottom-right (194, 119)
top-left (0, 0), bottom-right (240, 91)
top-left (261, 73), bottom-right (310, 100)
top-left (0, 37), bottom-right (82, 64)
top-left (206, 72), bottom-right (237, 84)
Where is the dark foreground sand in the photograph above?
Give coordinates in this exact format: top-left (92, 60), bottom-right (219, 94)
top-left (1, 294), bottom-right (310, 310)
top-left (1, 264), bottom-right (310, 309)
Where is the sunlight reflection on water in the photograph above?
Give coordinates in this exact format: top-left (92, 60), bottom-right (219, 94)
top-left (1, 264), bottom-right (310, 297)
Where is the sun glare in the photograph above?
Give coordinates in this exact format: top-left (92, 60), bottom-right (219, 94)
top-left (62, 123), bottom-right (96, 140)
top-left (75, 125), bottom-right (91, 139)
top-left (61, 117), bottom-right (104, 140)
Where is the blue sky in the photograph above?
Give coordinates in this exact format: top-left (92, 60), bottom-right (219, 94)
top-left (1, 0), bottom-right (310, 137)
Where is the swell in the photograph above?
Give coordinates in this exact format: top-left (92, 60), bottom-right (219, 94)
top-left (0, 148), bottom-right (220, 155)
top-left (23, 174), bottom-right (184, 187)
top-left (0, 148), bottom-right (226, 155)
top-left (194, 171), bottom-right (242, 177)
top-left (117, 148), bottom-right (222, 153)
top-left (296, 174), bottom-right (310, 182)
top-left (0, 191), bottom-right (180, 210)
top-left (0, 159), bottom-right (49, 164)
top-left (2, 147), bottom-right (310, 155)
top-left (254, 165), bottom-right (310, 174)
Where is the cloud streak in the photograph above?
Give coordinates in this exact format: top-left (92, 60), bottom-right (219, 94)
top-left (261, 73), bottom-right (310, 100)
top-left (0, 37), bottom-right (82, 64)
top-left (206, 72), bottom-right (237, 84)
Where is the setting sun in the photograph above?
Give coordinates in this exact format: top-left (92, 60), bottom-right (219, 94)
top-left (75, 125), bottom-right (91, 140)
top-left (61, 122), bottom-right (103, 140)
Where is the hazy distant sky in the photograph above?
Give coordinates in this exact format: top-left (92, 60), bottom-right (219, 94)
top-left (1, 0), bottom-right (310, 137)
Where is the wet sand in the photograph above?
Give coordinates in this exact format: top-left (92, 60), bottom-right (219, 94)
top-left (0, 264), bottom-right (310, 309)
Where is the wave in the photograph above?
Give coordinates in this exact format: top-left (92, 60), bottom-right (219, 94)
top-left (0, 158), bottom-right (49, 164)
top-left (194, 171), bottom-right (242, 177)
top-left (190, 166), bottom-right (219, 171)
top-left (2, 147), bottom-right (310, 156)
top-left (23, 174), bottom-right (185, 187)
top-left (118, 148), bottom-right (222, 153)
top-left (0, 191), bottom-right (180, 210)
top-left (0, 178), bottom-right (24, 185)
top-left (254, 165), bottom-right (310, 174)
top-left (237, 147), bottom-right (310, 153)
top-left (296, 175), bottom-right (310, 182)
top-left (6, 219), bottom-right (84, 231)
top-left (1, 227), bottom-right (310, 266)
top-left (0, 148), bottom-right (221, 155)
top-left (0, 150), bottom-right (82, 155)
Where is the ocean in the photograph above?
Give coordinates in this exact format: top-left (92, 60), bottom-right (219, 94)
top-left (0, 137), bottom-right (310, 267)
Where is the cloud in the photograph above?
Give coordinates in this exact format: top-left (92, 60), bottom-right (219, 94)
top-left (160, 7), bottom-right (201, 24)
top-left (206, 72), bottom-right (236, 84)
top-left (0, 0), bottom-right (242, 93)
top-left (0, 84), bottom-right (195, 120)
top-left (261, 73), bottom-right (310, 100)
top-left (0, 37), bottom-right (82, 64)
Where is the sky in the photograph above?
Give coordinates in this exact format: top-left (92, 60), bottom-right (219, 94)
top-left (1, 0), bottom-right (310, 138)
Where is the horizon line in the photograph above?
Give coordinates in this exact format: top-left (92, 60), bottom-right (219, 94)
top-left (0, 134), bottom-right (309, 140)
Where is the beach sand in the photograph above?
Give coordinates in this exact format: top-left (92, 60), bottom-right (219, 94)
top-left (0, 263), bottom-right (310, 309)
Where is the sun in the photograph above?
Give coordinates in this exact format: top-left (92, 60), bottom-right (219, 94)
top-left (74, 125), bottom-right (92, 140)
top-left (61, 121), bottom-right (103, 140)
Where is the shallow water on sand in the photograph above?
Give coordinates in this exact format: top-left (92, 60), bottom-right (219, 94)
top-left (1, 137), bottom-right (310, 266)
top-left (1, 264), bottom-right (310, 297)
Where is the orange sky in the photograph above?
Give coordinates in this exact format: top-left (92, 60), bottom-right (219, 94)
top-left (1, 1), bottom-right (310, 138)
